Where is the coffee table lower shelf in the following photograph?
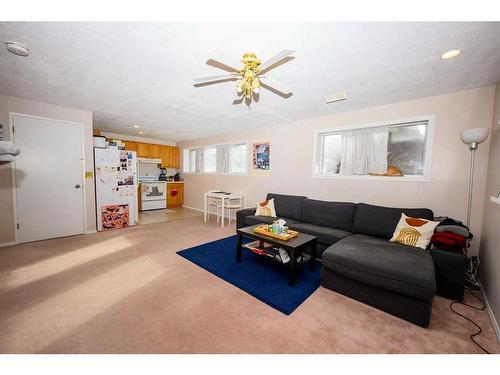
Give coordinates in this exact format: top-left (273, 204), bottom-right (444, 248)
top-left (242, 241), bottom-right (312, 265)
top-left (236, 225), bottom-right (317, 286)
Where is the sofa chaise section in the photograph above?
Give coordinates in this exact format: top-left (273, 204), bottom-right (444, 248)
top-left (320, 203), bottom-right (437, 327)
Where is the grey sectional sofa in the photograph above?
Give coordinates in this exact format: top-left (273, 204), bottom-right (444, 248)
top-left (237, 193), bottom-right (465, 327)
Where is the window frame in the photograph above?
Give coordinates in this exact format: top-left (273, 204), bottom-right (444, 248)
top-left (312, 115), bottom-right (435, 182)
top-left (182, 140), bottom-right (249, 176)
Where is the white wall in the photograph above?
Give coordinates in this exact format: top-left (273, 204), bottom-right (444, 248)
top-left (479, 82), bottom-right (500, 336)
top-left (179, 86), bottom-right (496, 255)
top-left (0, 93), bottom-right (95, 244)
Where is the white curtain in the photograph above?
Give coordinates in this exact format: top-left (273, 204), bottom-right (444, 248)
top-left (339, 126), bottom-right (389, 175)
top-left (216, 144), bottom-right (230, 174)
top-left (195, 148), bottom-right (204, 173)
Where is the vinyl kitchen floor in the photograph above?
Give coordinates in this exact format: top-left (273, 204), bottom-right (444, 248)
top-left (137, 207), bottom-right (203, 225)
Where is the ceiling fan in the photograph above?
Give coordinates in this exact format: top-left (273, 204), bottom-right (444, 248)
top-left (193, 50), bottom-right (295, 104)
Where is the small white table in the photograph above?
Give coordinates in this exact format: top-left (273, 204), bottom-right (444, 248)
top-left (204, 191), bottom-right (246, 227)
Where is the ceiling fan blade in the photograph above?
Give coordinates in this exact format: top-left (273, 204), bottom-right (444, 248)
top-left (259, 77), bottom-right (293, 98)
top-left (193, 73), bottom-right (239, 86)
top-left (258, 50), bottom-right (295, 73)
top-left (233, 93), bottom-right (244, 105)
top-left (206, 58), bottom-right (240, 73)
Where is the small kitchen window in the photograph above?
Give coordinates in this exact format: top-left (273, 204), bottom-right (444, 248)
top-left (313, 116), bottom-right (434, 180)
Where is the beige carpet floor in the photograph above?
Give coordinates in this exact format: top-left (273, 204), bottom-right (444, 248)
top-left (0, 216), bottom-right (498, 354)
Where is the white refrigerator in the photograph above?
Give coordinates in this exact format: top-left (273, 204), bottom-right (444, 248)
top-left (94, 148), bottom-right (138, 231)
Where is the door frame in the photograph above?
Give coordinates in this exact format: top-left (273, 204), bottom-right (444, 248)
top-left (9, 112), bottom-right (87, 244)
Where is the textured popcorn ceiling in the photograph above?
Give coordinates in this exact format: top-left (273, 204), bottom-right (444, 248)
top-left (0, 22), bottom-right (499, 141)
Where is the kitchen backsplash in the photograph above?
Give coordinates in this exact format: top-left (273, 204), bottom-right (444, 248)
top-left (138, 162), bottom-right (177, 178)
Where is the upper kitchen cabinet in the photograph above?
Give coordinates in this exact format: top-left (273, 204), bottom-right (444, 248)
top-left (148, 144), bottom-right (161, 159)
top-left (136, 142), bottom-right (150, 157)
top-left (160, 146), bottom-right (171, 167)
top-left (122, 140), bottom-right (137, 151)
top-left (169, 146), bottom-right (180, 168)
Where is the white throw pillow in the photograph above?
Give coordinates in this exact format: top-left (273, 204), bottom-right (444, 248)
top-left (255, 198), bottom-right (277, 217)
top-left (390, 213), bottom-right (439, 249)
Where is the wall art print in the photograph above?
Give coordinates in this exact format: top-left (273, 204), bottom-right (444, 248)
top-left (252, 142), bottom-right (270, 170)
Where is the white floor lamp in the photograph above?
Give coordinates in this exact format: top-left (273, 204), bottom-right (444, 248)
top-left (460, 127), bottom-right (490, 229)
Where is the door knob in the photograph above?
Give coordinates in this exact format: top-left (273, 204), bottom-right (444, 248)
top-left (75, 184), bottom-right (81, 189)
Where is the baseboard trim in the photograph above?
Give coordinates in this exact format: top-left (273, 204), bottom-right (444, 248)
top-left (480, 280), bottom-right (500, 342)
top-left (0, 241), bottom-right (16, 248)
top-left (85, 230), bottom-right (97, 235)
top-left (182, 205), bottom-right (237, 220)
top-left (182, 205), bottom-right (204, 213)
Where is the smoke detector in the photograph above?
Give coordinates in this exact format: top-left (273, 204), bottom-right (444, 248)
top-left (325, 91), bottom-right (347, 104)
top-left (5, 41), bottom-right (30, 57)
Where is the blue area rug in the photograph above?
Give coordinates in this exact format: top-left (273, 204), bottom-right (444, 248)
top-left (177, 236), bottom-right (321, 315)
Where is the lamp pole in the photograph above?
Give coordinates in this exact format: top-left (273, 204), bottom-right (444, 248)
top-left (465, 142), bottom-right (477, 229)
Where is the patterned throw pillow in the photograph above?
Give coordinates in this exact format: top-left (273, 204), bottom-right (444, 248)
top-left (390, 213), bottom-right (439, 249)
top-left (255, 198), bottom-right (277, 217)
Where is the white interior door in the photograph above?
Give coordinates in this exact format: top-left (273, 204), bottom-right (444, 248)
top-left (12, 114), bottom-right (85, 243)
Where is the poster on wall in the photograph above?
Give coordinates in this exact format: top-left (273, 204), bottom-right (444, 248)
top-left (252, 142), bottom-right (270, 170)
top-left (101, 204), bottom-right (130, 230)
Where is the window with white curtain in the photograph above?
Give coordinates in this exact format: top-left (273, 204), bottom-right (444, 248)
top-left (314, 117), bottom-right (433, 179)
top-left (184, 149), bottom-right (196, 173)
top-left (183, 142), bottom-right (248, 175)
top-left (203, 147), bottom-right (216, 173)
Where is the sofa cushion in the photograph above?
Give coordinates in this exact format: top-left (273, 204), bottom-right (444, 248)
top-left (243, 215), bottom-right (299, 227)
top-left (302, 199), bottom-right (357, 232)
top-left (266, 193), bottom-right (307, 221)
top-left (352, 203), bottom-right (434, 239)
top-left (322, 234), bottom-right (436, 300)
top-left (289, 223), bottom-right (351, 246)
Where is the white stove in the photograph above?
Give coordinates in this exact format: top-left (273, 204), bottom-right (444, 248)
top-left (140, 180), bottom-right (166, 211)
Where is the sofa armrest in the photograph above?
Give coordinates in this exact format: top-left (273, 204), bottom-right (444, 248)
top-left (431, 249), bottom-right (467, 301)
top-left (236, 207), bottom-right (256, 229)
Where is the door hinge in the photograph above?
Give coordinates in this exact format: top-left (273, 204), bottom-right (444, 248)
top-left (16, 223), bottom-right (20, 230)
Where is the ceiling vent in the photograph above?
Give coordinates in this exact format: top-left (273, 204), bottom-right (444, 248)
top-left (325, 91), bottom-right (347, 104)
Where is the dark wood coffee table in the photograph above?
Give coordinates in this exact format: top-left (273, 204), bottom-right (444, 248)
top-left (236, 224), bottom-right (317, 286)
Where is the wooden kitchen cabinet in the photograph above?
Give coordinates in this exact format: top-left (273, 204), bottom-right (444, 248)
top-left (136, 142), bottom-right (150, 157)
top-left (122, 140), bottom-right (137, 151)
top-left (148, 144), bottom-right (161, 159)
top-left (173, 147), bottom-right (180, 168)
top-left (166, 183), bottom-right (184, 207)
top-left (168, 146), bottom-right (180, 168)
top-left (160, 145), bottom-right (170, 167)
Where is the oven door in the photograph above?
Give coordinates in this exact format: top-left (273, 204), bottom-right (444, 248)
top-left (141, 182), bottom-right (166, 201)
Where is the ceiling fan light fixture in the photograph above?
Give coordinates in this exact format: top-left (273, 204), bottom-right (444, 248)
top-left (194, 50), bottom-right (295, 104)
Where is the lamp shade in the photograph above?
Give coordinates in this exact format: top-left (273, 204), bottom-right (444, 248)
top-left (460, 127), bottom-right (490, 145)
